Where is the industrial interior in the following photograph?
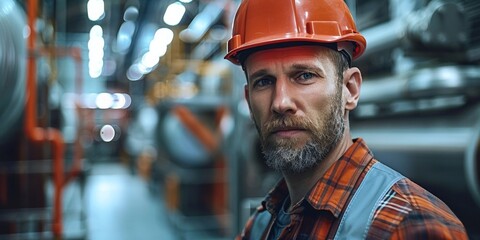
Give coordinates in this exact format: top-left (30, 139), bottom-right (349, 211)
top-left (0, 0), bottom-right (479, 239)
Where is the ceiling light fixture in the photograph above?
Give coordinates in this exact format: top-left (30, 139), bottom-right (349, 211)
top-left (164, 2), bottom-right (186, 26)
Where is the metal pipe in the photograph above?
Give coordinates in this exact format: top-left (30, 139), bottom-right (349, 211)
top-left (357, 1), bottom-right (467, 62)
top-left (25, 0), bottom-right (64, 236)
top-left (358, 65), bottom-right (480, 107)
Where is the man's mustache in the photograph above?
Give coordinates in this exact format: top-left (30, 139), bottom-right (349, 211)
top-left (262, 116), bottom-right (313, 136)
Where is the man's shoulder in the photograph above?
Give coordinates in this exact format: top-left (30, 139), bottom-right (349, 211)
top-left (392, 178), bottom-right (458, 218)
top-left (368, 177), bottom-right (468, 239)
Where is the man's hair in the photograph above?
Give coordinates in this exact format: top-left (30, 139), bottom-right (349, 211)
top-left (240, 42), bottom-right (350, 84)
top-left (325, 47), bottom-right (350, 86)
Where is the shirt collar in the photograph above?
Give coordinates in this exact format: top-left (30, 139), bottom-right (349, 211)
top-left (262, 138), bottom-right (374, 218)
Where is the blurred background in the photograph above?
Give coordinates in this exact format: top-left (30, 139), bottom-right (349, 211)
top-left (0, 0), bottom-right (479, 239)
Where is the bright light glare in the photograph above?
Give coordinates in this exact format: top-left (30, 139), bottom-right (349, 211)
top-left (164, 2), bottom-right (185, 26)
top-left (90, 25), bottom-right (103, 38)
top-left (111, 93), bottom-right (132, 109)
top-left (116, 21), bottom-right (135, 52)
top-left (100, 125), bottom-right (115, 142)
top-left (96, 93), bottom-right (114, 109)
top-left (127, 64), bottom-right (144, 81)
top-left (89, 48), bottom-right (104, 60)
top-left (149, 42), bottom-right (168, 57)
top-left (141, 52), bottom-right (159, 68)
top-left (88, 37), bottom-right (105, 51)
top-left (89, 60), bottom-right (103, 78)
top-left (81, 93), bottom-right (131, 109)
top-left (179, 0), bottom-right (193, 2)
top-left (84, 93), bottom-right (98, 109)
top-left (87, 0), bottom-right (105, 21)
top-left (89, 25), bottom-right (104, 78)
top-left (154, 28), bottom-right (174, 46)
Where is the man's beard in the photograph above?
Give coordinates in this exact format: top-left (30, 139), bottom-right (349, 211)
top-left (254, 89), bottom-right (345, 173)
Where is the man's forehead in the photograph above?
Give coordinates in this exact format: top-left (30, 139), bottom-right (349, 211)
top-left (244, 46), bottom-right (333, 73)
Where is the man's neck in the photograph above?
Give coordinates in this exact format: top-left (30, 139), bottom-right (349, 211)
top-left (282, 134), bottom-right (353, 211)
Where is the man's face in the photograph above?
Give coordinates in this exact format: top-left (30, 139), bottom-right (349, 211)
top-left (244, 45), bottom-right (345, 173)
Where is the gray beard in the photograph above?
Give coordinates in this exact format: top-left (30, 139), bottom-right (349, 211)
top-left (262, 118), bottom-right (344, 173)
top-left (263, 141), bottom-right (328, 173)
top-left (258, 93), bottom-right (345, 174)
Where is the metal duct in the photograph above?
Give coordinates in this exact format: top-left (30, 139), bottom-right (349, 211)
top-left (0, 0), bottom-right (27, 143)
top-left (354, 65), bottom-right (480, 118)
top-left (352, 103), bottom-right (480, 232)
top-left (357, 0), bottom-right (468, 61)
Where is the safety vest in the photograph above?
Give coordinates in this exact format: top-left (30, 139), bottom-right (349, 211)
top-left (249, 162), bottom-right (404, 240)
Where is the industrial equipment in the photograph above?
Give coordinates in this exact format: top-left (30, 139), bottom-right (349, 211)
top-left (0, 0), bottom-right (86, 238)
top-left (155, 96), bottom-right (232, 238)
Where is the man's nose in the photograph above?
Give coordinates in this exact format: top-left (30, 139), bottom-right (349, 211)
top-left (271, 78), bottom-right (297, 115)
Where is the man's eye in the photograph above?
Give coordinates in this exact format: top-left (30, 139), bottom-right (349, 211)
top-left (297, 72), bottom-right (316, 81)
top-left (253, 78), bottom-right (274, 88)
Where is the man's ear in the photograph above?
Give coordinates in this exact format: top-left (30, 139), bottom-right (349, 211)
top-left (343, 67), bottom-right (362, 111)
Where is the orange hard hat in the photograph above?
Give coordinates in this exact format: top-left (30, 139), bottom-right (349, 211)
top-left (224, 0), bottom-right (367, 65)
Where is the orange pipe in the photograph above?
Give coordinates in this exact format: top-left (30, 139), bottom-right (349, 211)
top-left (39, 46), bottom-right (84, 185)
top-left (26, 0), bottom-right (64, 236)
top-left (173, 106), bottom-right (218, 152)
top-left (173, 105), bottom-right (229, 230)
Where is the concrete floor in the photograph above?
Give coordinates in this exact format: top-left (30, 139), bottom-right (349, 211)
top-left (63, 162), bottom-right (177, 240)
top-left (0, 161), bottom-right (230, 240)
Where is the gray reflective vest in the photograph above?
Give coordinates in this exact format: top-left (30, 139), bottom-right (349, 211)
top-left (249, 162), bottom-right (404, 240)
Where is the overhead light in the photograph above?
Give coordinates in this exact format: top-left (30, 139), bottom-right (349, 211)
top-left (100, 125), bottom-right (115, 142)
top-left (153, 28), bottom-right (174, 46)
top-left (164, 2), bottom-right (185, 26)
top-left (123, 6), bottom-right (139, 21)
top-left (111, 93), bottom-right (132, 109)
top-left (141, 51), bottom-right (160, 69)
top-left (89, 25), bottom-right (103, 38)
top-left (87, 0), bottom-right (105, 21)
top-left (148, 42), bottom-right (167, 58)
top-left (127, 64), bottom-right (144, 81)
top-left (116, 21), bottom-right (136, 53)
top-left (96, 93), bottom-right (114, 109)
top-left (179, 1), bottom-right (225, 42)
top-left (88, 25), bottom-right (104, 78)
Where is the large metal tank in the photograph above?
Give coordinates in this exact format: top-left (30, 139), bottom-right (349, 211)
top-left (0, 0), bottom-right (27, 143)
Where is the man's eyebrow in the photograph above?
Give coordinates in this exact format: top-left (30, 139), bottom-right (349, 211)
top-left (289, 63), bottom-right (325, 76)
top-left (248, 69), bottom-right (270, 81)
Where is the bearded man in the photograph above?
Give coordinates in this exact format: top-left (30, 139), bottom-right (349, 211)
top-left (224, 0), bottom-right (468, 239)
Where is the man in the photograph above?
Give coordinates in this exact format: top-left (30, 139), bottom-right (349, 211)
top-left (224, 0), bottom-right (468, 239)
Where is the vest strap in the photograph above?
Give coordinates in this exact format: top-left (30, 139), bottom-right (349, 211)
top-left (334, 162), bottom-right (404, 240)
top-left (250, 209), bottom-right (271, 240)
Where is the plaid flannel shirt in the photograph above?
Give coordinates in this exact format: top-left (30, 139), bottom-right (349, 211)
top-left (237, 138), bottom-right (468, 239)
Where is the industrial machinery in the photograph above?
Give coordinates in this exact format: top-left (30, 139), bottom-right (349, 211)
top-left (0, 0), bottom-right (86, 238)
top-left (154, 96), bottom-right (232, 238)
